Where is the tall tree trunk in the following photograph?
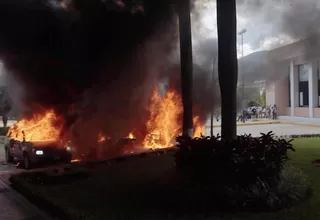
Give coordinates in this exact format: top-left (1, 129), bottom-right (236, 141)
top-left (216, 0), bottom-right (238, 140)
top-left (210, 111), bottom-right (214, 136)
top-left (178, 0), bottom-right (193, 137)
top-left (210, 57), bottom-right (217, 137)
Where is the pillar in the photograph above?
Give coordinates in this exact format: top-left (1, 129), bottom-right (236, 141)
top-left (308, 61), bottom-right (318, 118)
top-left (308, 62), bottom-right (314, 117)
top-left (289, 60), bottom-right (295, 116)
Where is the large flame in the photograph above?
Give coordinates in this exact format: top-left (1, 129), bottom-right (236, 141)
top-left (143, 88), bottom-right (183, 149)
top-left (193, 116), bottom-right (205, 137)
top-left (7, 87), bottom-right (206, 157)
top-left (142, 87), bottom-right (206, 149)
top-left (7, 109), bottom-right (63, 142)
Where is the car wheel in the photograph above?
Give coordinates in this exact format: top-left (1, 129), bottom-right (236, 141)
top-left (23, 153), bottom-right (32, 170)
top-left (5, 148), bottom-right (13, 163)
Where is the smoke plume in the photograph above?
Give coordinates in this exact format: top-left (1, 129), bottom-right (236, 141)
top-left (236, 0), bottom-right (320, 50)
top-left (0, 0), bottom-right (178, 153)
top-left (0, 0), bottom-right (219, 157)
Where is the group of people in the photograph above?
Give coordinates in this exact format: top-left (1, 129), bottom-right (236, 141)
top-left (238, 104), bottom-right (278, 123)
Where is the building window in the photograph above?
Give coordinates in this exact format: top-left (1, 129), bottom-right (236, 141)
top-left (298, 64), bottom-right (309, 107)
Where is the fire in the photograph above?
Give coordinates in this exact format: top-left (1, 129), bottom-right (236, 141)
top-left (128, 132), bottom-right (135, 139)
top-left (143, 88), bottom-right (183, 149)
top-left (142, 87), bottom-right (206, 149)
top-left (98, 132), bottom-right (106, 143)
top-left (193, 116), bottom-right (205, 137)
top-left (7, 109), bottom-right (63, 142)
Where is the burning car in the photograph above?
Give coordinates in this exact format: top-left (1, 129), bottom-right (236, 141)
top-left (4, 131), bottom-right (72, 169)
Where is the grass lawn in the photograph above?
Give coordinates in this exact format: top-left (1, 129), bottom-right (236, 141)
top-left (10, 138), bottom-right (320, 220)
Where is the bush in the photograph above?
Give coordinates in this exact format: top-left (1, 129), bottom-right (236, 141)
top-left (175, 132), bottom-right (295, 188)
top-left (158, 133), bottom-right (310, 213)
top-left (221, 166), bottom-right (311, 211)
top-left (276, 166), bottom-right (312, 206)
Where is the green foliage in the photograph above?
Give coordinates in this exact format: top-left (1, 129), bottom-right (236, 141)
top-left (276, 166), bottom-right (312, 205)
top-left (175, 132), bottom-right (295, 188)
top-left (248, 100), bottom-right (258, 107)
top-left (223, 166), bottom-right (311, 211)
top-left (256, 91), bottom-right (266, 106)
top-left (171, 134), bottom-right (312, 212)
top-left (247, 91), bottom-right (266, 107)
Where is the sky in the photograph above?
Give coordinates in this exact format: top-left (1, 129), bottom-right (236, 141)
top-left (193, 0), bottom-right (320, 58)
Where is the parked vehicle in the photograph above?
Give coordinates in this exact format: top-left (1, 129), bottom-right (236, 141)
top-left (4, 135), bottom-right (72, 169)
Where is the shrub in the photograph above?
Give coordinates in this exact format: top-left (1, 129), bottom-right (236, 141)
top-left (276, 166), bottom-right (312, 206)
top-left (175, 132), bottom-right (295, 188)
top-left (155, 165), bottom-right (311, 213)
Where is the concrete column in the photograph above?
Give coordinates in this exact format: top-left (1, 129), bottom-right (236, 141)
top-left (312, 60), bottom-right (318, 108)
top-left (289, 60), bottom-right (295, 116)
top-left (308, 62), bottom-right (314, 117)
top-left (315, 61), bottom-right (319, 108)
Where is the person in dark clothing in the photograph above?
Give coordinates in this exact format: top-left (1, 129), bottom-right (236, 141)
top-left (272, 104), bottom-right (277, 120)
top-left (251, 107), bottom-right (257, 119)
top-left (242, 109), bottom-right (247, 123)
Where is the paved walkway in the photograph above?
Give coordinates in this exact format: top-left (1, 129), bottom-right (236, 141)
top-left (0, 174), bottom-right (51, 220)
top-left (205, 123), bottom-right (320, 137)
top-left (0, 134), bottom-right (52, 220)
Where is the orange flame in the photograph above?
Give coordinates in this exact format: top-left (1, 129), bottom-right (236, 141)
top-left (7, 109), bottom-right (63, 142)
top-left (143, 88), bottom-right (183, 149)
top-left (128, 132), bottom-right (135, 139)
top-left (142, 87), bottom-right (206, 149)
top-left (193, 116), bottom-right (205, 137)
top-left (97, 132), bottom-right (106, 143)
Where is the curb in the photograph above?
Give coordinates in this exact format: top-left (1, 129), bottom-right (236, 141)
top-left (9, 175), bottom-right (73, 220)
top-left (0, 178), bottom-right (51, 220)
top-left (211, 121), bottom-right (320, 128)
top-left (280, 121), bottom-right (320, 128)
top-left (211, 121), bottom-right (280, 128)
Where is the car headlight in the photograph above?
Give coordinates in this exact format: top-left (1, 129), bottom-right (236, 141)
top-left (35, 150), bottom-right (44, 155)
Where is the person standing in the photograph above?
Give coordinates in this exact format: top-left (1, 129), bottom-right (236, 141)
top-left (262, 107), bottom-right (266, 118)
top-left (242, 109), bottom-right (247, 123)
top-left (272, 104), bottom-right (277, 120)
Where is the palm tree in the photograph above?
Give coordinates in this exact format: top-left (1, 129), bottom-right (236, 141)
top-left (216, 0), bottom-right (238, 140)
top-left (177, 0), bottom-right (193, 137)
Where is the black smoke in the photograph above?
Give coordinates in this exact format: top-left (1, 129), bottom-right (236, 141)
top-left (0, 0), bottom-right (220, 157)
top-left (0, 0), bottom-right (179, 155)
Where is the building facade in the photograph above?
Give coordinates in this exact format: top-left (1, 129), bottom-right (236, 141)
top-left (266, 37), bottom-right (320, 119)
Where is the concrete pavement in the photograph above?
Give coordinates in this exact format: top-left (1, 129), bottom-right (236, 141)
top-left (0, 175), bottom-right (50, 220)
top-left (205, 123), bottom-right (320, 137)
top-left (0, 139), bottom-right (52, 220)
